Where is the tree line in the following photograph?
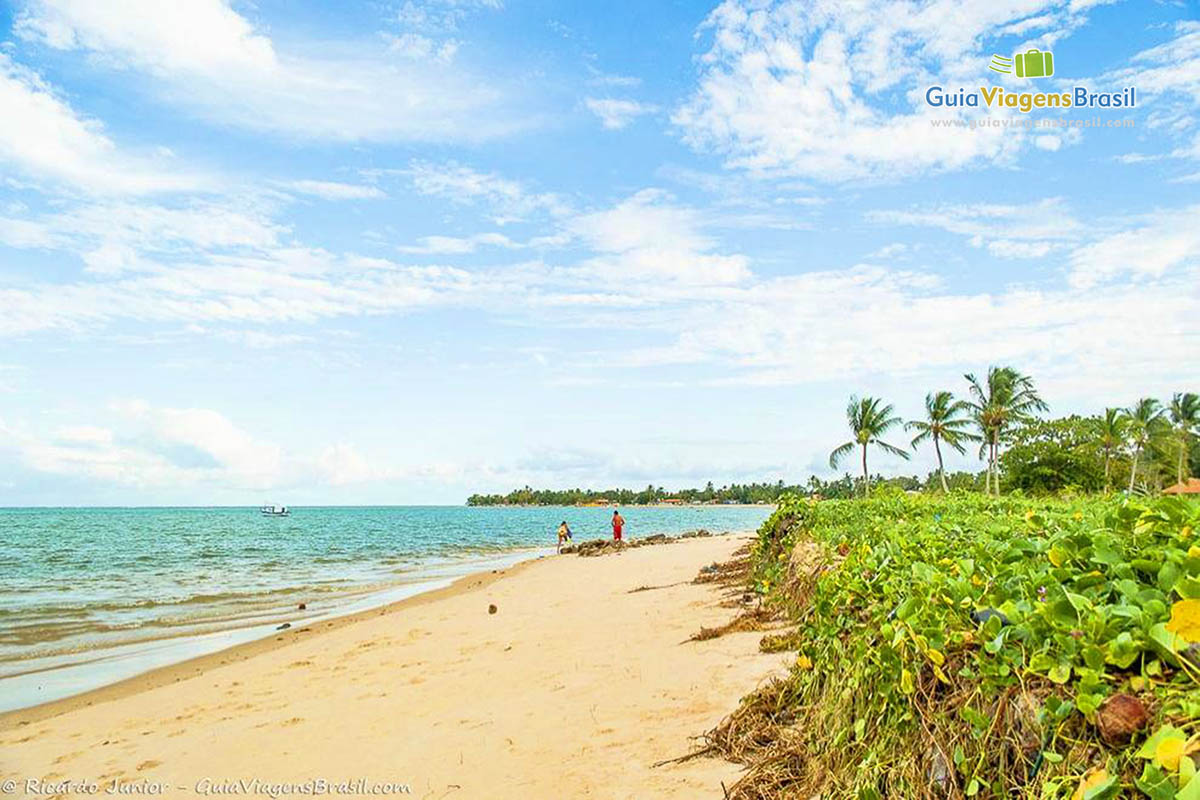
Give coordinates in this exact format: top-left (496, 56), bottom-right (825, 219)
top-left (466, 369), bottom-right (1197, 505)
top-left (466, 481), bottom-right (807, 506)
top-left (831, 365), bottom-right (1198, 496)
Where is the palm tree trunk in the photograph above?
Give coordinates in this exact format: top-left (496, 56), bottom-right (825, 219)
top-left (1103, 448), bottom-right (1111, 492)
top-left (990, 429), bottom-right (1000, 495)
top-left (934, 435), bottom-right (948, 493)
top-left (988, 444), bottom-right (994, 495)
top-left (1180, 439), bottom-right (1187, 485)
top-left (861, 444), bottom-right (869, 497)
top-left (1129, 445), bottom-right (1141, 493)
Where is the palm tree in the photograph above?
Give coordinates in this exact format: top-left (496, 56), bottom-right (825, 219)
top-left (1168, 392), bottom-right (1200, 485)
top-left (1126, 397), bottom-right (1166, 492)
top-left (830, 395), bottom-right (910, 496)
top-left (964, 366), bottom-right (1049, 495)
top-left (906, 391), bottom-right (977, 493)
top-left (1097, 407), bottom-right (1126, 492)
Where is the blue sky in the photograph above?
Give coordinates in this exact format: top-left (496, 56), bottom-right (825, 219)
top-left (0, 0), bottom-right (1197, 505)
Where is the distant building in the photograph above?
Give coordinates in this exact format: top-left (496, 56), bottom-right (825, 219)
top-left (660, 498), bottom-right (683, 505)
top-left (1163, 478), bottom-right (1200, 495)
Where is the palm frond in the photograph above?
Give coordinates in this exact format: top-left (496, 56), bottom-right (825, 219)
top-left (829, 441), bottom-right (855, 469)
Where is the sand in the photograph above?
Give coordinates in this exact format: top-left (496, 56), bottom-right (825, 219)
top-left (1, 534), bottom-right (789, 799)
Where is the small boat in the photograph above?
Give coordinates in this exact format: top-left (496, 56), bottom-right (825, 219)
top-left (260, 505), bottom-right (290, 517)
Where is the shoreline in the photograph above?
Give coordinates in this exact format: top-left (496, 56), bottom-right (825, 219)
top-left (0, 547), bottom-right (552, 719)
top-left (2, 533), bottom-right (788, 799)
top-left (0, 554), bottom-right (536, 730)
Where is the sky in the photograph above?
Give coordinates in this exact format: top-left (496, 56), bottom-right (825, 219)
top-left (0, 0), bottom-right (1197, 505)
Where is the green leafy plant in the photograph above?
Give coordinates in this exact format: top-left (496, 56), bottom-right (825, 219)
top-left (734, 492), bottom-right (1200, 799)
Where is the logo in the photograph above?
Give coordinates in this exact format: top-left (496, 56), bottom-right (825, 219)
top-left (924, 48), bottom-right (1135, 113)
top-left (990, 49), bottom-right (1055, 79)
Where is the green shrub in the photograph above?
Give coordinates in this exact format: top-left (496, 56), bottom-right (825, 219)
top-left (739, 492), bottom-right (1200, 799)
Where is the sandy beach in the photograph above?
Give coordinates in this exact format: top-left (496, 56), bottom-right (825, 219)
top-left (1, 534), bottom-right (788, 799)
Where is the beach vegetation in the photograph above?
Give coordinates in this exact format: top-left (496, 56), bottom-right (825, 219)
top-left (715, 491), bottom-right (1200, 799)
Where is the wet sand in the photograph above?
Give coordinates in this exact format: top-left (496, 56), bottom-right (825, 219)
top-left (1, 534), bottom-right (788, 799)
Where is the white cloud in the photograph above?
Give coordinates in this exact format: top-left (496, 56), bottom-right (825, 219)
top-left (1, 402), bottom-right (453, 493)
top-left (673, 0), bottom-right (1109, 181)
top-left (567, 189), bottom-right (751, 285)
top-left (385, 32), bottom-right (460, 63)
top-left (396, 232), bottom-right (519, 254)
top-left (618, 264), bottom-right (1199, 400)
top-left (0, 199), bottom-right (287, 274)
top-left (587, 72), bottom-right (642, 88)
top-left (1103, 22), bottom-right (1200, 161)
top-left (0, 54), bottom-right (210, 194)
top-left (16, 0), bottom-right (530, 143)
top-left (872, 198), bottom-right (1083, 258)
top-left (584, 97), bottom-right (659, 130)
top-left (285, 180), bottom-right (386, 200)
top-left (6, 401), bottom-right (283, 489)
top-left (1067, 205), bottom-right (1200, 288)
top-left (1107, 21), bottom-right (1200, 105)
top-left (403, 160), bottom-right (571, 223)
top-left (866, 242), bottom-right (909, 260)
top-left (394, 0), bottom-right (504, 33)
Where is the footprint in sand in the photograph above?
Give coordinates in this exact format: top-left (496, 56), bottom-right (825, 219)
top-left (288, 660), bottom-right (313, 668)
top-left (280, 717), bottom-right (304, 727)
top-left (136, 760), bottom-right (161, 772)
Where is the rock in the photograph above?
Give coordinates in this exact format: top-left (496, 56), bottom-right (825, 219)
top-left (488, 604), bottom-right (498, 615)
top-left (644, 533), bottom-right (668, 543)
top-left (298, 603), bottom-right (307, 610)
top-left (276, 623), bottom-right (291, 630)
top-left (1096, 694), bottom-right (1149, 744)
top-left (971, 608), bottom-right (1010, 627)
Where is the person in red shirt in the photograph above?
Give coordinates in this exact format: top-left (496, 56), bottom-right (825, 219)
top-left (611, 510), bottom-right (625, 542)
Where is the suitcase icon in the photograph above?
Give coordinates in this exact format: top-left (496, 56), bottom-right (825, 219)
top-left (1014, 49), bottom-right (1054, 79)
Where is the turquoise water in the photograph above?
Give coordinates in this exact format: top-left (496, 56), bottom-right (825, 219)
top-left (0, 505), bottom-right (769, 709)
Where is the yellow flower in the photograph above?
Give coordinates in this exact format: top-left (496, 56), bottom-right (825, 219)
top-left (797, 654), bottom-right (813, 670)
top-left (1165, 599), bottom-right (1200, 643)
top-left (1156, 737), bottom-right (1186, 771)
top-left (1072, 767), bottom-right (1109, 800)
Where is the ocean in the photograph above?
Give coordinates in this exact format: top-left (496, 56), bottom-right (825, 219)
top-left (0, 504), bottom-right (771, 711)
